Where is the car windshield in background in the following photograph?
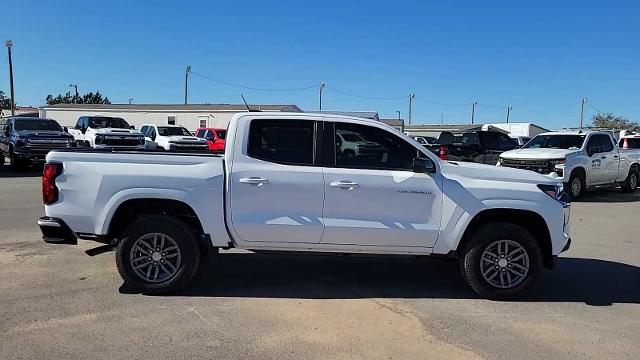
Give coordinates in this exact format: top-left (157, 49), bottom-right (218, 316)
top-left (216, 130), bottom-right (226, 140)
top-left (341, 133), bottom-right (365, 142)
top-left (89, 117), bottom-right (130, 129)
top-left (523, 135), bottom-right (586, 150)
top-left (14, 119), bottom-right (62, 131)
top-left (158, 126), bottom-right (192, 136)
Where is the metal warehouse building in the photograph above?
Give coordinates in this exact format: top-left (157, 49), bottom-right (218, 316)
top-left (39, 103), bottom-right (302, 131)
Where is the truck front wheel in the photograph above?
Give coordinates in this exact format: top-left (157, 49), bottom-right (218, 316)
top-left (459, 222), bottom-right (542, 300)
top-left (565, 172), bottom-right (584, 200)
top-left (116, 216), bottom-right (200, 294)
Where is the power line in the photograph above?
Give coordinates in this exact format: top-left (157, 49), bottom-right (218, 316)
top-left (324, 85), bottom-right (406, 100)
top-left (585, 101), bottom-right (606, 114)
top-left (190, 71), bottom-right (317, 92)
top-left (413, 97), bottom-right (471, 107)
top-left (476, 103), bottom-right (508, 109)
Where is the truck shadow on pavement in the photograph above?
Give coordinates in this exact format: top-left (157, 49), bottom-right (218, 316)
top-left (135, 253), bottom-right (640, 306)
top-left (0, 165), bottom-right (43, 178)
top-left (577, 189), bottom-right (640, 203)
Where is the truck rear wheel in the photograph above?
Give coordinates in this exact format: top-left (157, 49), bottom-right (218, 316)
top-left (116, 216), bottom-right (200, 294)
top-left (621, 168), bottom-right (638, 193)
top-left (459, 222), bottom-right (542, 300)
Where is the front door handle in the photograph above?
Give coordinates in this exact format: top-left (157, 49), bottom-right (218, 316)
top-left (330, 181), bottom-right (360, 190)
top-left (239, 177), bottom-right (269, 186)
top-left (601, 156), bottom-right (607, 159)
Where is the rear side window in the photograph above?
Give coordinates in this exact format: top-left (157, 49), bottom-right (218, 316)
top-left (248, 119), bottom-right (315, 166)
top-left (619, 138), bottom-right (640, 148)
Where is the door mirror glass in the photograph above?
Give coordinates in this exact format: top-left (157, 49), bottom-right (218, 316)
top-left (413, 157), bottom-right (435, 173)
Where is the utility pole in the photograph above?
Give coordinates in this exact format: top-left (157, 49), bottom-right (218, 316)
top-left (128, 98), bottom-right (133, 105)
top-left (440, 113), bottom-right (444, 125)
top-left (319, 83), bottom-right (325, 110)
top-left (471, 100), bottom-right (478, 124)
top-left (6, 40), bottom-right (15, 116)
top-left (408, 93), bottom-right (415, 125)
top-left (184, 65), bottom-right (191, 105)
top-left (579, 97), bottom-right (586, 129)
top-left (396, 110), bottom-right (401, 122)
top-left (69, 84), bottom-right (78, 103)
top-left (506, 106), bottom-right (512, 123)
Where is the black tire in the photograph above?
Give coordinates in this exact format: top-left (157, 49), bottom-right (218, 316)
top-left (116, 216), bottom-right (200, 294)
top-left (621, 168), bottom-right (638, 193)
top-left (9, 146), bottom-right (23, 171)
top-left (459, 222), bottom-right (543, 300)
top-left (564, 171), bottom-right (585, 200)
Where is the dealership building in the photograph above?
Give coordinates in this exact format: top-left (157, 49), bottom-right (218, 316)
top-left (39, 103), bottom-right (302, 131)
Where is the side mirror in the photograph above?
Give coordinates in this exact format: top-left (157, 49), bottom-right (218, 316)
top-left (130, 125), bottom-right (135, 130)
top-left (413, 158), bottom-right (436, 174)
top-left (587, 146), bottom-right (600, 157)
top-left (63, 126), bottom-right (68, 133)
top-left (81, 126), bottom-right (87, 134)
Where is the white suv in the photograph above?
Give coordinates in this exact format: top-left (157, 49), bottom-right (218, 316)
top-left (140, 124), bottom-right (208, 152)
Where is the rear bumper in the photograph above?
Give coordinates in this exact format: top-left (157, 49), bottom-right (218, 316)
top-left (38, 216), bottom-right (77, 245)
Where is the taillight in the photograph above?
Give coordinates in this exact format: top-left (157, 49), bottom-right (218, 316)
top-left (438, 146), bottom-right (448, 160)
top-left (42, 163), bottom-right (62, 205)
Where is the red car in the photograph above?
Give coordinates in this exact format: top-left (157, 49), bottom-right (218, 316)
top-left (195, 128), bottom-right (226, 152)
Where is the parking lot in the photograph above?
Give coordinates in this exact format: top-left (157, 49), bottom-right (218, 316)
top-left (0, 164), bottom-right (639, 359)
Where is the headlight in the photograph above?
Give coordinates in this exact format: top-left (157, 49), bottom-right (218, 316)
top-left (95, 135), bottom-right (104, 144)
top-left (16, 136), bottom-right (29, 147)
top-left (537, 184), bottom-right (564, 201)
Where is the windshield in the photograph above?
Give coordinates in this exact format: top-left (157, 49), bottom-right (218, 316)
top-left (158, 126), bottom-right (192, 136)
top-left (341, 133), bottom-right (366, 142)
top-left (89, 117), bottom-right (130, 129)
top-left (14, 119), bottom-right (63, 131)
top-left (523, 134), bottom-right (586, 150)
top-left (216, 130), bottom-right (226, 140)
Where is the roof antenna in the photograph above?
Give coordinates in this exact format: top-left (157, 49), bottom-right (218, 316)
top-left (241, 94), bottom-right (260, 112)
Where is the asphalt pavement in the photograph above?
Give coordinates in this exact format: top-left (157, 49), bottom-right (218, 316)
top-left (1, 164), bottom-right (639, 359)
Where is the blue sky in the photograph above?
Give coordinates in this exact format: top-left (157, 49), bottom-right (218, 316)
top-left (2, 0), bottom-right (639, 129)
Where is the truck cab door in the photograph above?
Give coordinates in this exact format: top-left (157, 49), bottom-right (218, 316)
top-left (228, 117), bottom-right (324, 244)
top-left (595, 134), bottom-right (619, 183)
top-left (321, 121), bottom-right (442, 248)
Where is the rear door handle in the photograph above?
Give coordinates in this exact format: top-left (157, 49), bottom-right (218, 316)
top-left (239, 177), bottom-right (269, 186)
top-left (330, 181), bottom-right (360, 190)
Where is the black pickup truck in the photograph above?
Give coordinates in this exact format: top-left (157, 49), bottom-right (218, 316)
top-left (0, 117), bottom-right (75, 169)
top-left (424, 130), bottom-right (518, 165)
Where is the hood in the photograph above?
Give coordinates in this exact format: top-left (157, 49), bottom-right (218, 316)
top-left (168, 136), bottom-right (207, 142)
top-left (94, 128), bottom-right (142, 136)
top-left (500, 148), bottom-right (580, 160)
top-left (441, 160), bottom-right (558, 185)
top-left (17, 130), bottom-right (73, 139)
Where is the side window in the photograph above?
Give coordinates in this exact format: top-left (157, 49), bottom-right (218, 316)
top-left (140, 126), bottom-right (148, 137)
top-left (481, 133), bottom-right (499, 150)
top-left (195, 129), bottom-right (205, 138)
top-left (248, 119), bottom-right (315, 166)
top-left (205, 131), bottom-right (215, 140)
top-left (598, 135), bottom-right (614, 152)
top-left (586, 135), bottom-right (601, 153)
top-left (149, 127), bottom-right (156, 139)
top-left (335, 122), bottom-right (417, 171)
top-left (75, 117), bottom-right (83, 129)
top-left (498, 133), bottom-right (517, 151)
top-left (167, 116), bottom-right (176, 125)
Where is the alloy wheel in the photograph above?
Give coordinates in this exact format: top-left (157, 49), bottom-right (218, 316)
top-left (480, 240), bottom-right (530, 289)
top-left (129, 233), bottom-right (182, 283)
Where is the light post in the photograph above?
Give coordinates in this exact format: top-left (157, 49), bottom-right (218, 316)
top-left (69, 84), bottom-right (79, 103)
top-left (184, 66), bottom-right (191, 105)
top-left (471, 100), bottom-right (478, 124)
top-left (506, 106), bottom-right (512, 123)
top-left (408, 94), bottom-right (415, 125)
top-left (6, 40), bottom-right (15, 115)
top-left (319, 83), bottom-right (325, 110)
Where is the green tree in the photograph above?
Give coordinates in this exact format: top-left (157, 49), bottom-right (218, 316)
top-left (45, 90), bottom-right (111, 105)
top-left (0, 90), bottom-right (13, 110)
top-left (590, 113), bottom-right (639, 131)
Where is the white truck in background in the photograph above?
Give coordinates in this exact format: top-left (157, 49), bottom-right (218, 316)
top-left (69, 116), bottom-right (145, 150)
top-left (139, 124), bottom-right (208, 152)
top-left (499, 130), bottom-right (640, 199)
top-left (39, 112), bottom-right (571, 300)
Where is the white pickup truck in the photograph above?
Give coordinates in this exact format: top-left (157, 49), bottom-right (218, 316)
top-left (69, 116), bottom-right (146, 150)
top-left (499, 130), bottom-right (640, 199)
top-left (39, 112), bottom-right (571, 299)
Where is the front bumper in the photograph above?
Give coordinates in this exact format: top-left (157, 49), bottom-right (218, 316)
top-left (38, 217), bottom-right (77, 245)
top-left (93, 144), bottom-right (146, 150)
